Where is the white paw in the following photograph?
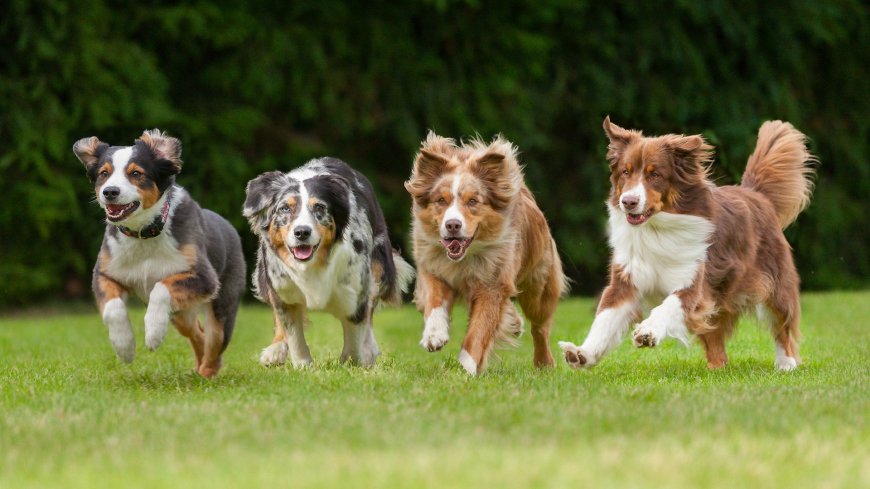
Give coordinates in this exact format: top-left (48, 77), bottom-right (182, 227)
top-left (632, 318), bottom-right (664, 348)
top-left (340, 347), bottom-right (379, 368)
top-left (103, 298), bottom-right (135, 363)
top-left (558, 341), bottom-right (594, 368)
top-left (420, 306), bottom-right (450, 352)
top-left (458, 349), bottom-right (478, 375)
top-left (259, 342), bottom-right (289, 367)
top-left (775, 345), bottom-right (798, 371)
top-left (144, 283), bottom-right (171, 351)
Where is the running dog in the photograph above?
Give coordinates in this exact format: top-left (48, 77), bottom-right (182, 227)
top-left (559, 117), bottom-right (815, 371)
top-left (244, 158), bottom-right (414, 368)
top-left (73, 129), bottom-right (245, 377)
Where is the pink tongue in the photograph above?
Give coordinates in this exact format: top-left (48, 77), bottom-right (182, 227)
top-left (441, 239), bottom-right (463, 254)
top-left (107, 204), bottom-right (127, 214)
top-left (292, 246), bottom-right (314, 260)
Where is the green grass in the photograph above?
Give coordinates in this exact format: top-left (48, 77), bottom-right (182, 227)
top-left (1, 291), bottom-right (868, 489)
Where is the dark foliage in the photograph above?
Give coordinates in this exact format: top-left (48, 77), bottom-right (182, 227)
top-left (1, 0), bottom-right (867, 306)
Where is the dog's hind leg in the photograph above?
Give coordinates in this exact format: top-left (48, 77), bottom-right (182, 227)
top-left (698, 313), bottom-right (734, 369)
top-left (198, 303), bottom-right (225, 378)
top-left (172, 308), bottom-right (205, 371)
top-left (340, 315), bottom-right (379, 368)
top-left (519, 274), bottom-right (563, 369)
top-left (759, 294), bottom-right (801, 372)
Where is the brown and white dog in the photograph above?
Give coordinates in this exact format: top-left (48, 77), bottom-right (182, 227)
top-left (73, 130), bottom-right (246, 377)
top-left (405, 133), bottom-right (567, 375)
top-left (559, 117), bottom-right (815, 371)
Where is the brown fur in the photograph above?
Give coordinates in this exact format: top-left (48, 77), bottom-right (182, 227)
top-left (406, 132), bottom-right (567, 374)
top-left (586, 118), bottom-right (815, 369)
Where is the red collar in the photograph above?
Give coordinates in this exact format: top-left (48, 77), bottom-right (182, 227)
top-left (116, 192), bottom-right (172, 239)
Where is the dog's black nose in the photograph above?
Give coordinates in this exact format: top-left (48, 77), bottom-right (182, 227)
top-left (621, 195), bottom-right (639, 211)
top-left (445, 219), bottom-right (462, 234)
top-left (294, 225), bottom-right (312, 240)
top-left (102, 186), bottom-right (121, 201)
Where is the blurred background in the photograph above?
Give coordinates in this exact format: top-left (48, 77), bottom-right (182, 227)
top-left (0, 0), bottom-right (867, 308)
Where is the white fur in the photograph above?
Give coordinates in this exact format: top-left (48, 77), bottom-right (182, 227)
top-left (559, 300), bottom-right (637, 367)
top-left (633, 294), bottom-right (690, 347)
top-left (104, 190), bottom-right (188, 300)
top-left (458, 349), bottom-right (477, 375)
top-left (420, 305), bottom-right (450, 351)
top-left (441, 176), bottom-right (466, 236)
top-left (99, 147), bottom-right (138, 206)
top-left (774, 344), bottom-right (798, 371)
top-left (287, 183), bottom-right (320, 246)
top-left (144, 282), bottom-right (171, 351)
top-left (259, 342), bottom-right (289, 367)
top-left (619, 181), bottom-right (647, 214)
top-left (758, 305), bottom-right (799, 372)
top-left (340, 319), bottom-right (379, 367)
top-left (608, 203), bottom-right (714, 295)
top-left (102, 298), bottom-right (135, 363)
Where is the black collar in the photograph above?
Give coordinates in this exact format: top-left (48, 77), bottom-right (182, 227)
top-left (116, 191), bottom-right (172, 239)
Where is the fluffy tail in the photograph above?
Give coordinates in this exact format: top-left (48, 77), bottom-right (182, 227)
top-left (741, 121), bottom-right (817, 229)
top-left (382, 252), bottom-right (416, 306)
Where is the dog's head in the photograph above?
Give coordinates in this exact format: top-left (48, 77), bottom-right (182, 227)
top-left (73, 129), bottom-right (182, 224)
top-left (405, 132), bottom-right (522, 261)
top-left (244, 168), bottom-right (350, 267)
top-left (603, 116), bottom-right (712, 225)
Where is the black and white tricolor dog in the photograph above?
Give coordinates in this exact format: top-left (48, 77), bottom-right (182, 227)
top-left (73, 129), bottom-right (245, 378)
top-left (243, 158), bottom-right (415, 367)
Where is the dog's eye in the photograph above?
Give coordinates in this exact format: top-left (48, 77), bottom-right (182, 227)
top-left (130, 170), bottom-right (141, 177)
top-left (467, 198), bottom-right (478, 206)
top-left (437, 197), bottom-right (447, 205)
top-left (313, 203), bottom-right (326, 214)
top-left (278, 205), bottom-right (291, 214)
top-left (622, 169), bottom-right (630, 176)
top-left (650, 171), bottom-right (660, 178)
top-left (99, 170), bottom-right (109, 178)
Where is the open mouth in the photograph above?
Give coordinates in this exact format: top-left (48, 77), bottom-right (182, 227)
top-left (626, 208), bottom-right (654, 226)
top-left (440, 237), bottom-right (474, 261)
top-left (104, 202), bottom-right (140, 222)
top-left (290, 244), bottom-right (318, 262)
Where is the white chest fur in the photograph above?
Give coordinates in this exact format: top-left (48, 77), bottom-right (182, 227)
top-left (267, 241), bottom-right (367, 317)
top-left (607, 204), bottom-right (714, 295)
top-left (105, 231), bottom-right (190, 301)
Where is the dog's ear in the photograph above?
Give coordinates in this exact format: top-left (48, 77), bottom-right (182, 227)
top-left (73, 137), bottom-right (109, 178)
top-left (405, 132), bottom-right (454, 203)
top-left (138, 129), bottom-right (183, 174)
top-left (603, 116), bottom-right (639, 165)
top-left (664, 134), bottom-right (713, 183)
top-left (244, 171), bottom-right (289, 232)
top-left (470, 135), bottom-right (523, 211)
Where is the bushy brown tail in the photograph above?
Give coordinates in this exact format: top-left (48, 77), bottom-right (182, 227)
top-left (741, 121), bottom-right (816, 229)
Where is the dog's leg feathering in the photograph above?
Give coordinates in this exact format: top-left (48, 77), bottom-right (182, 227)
top-left (103, 298), bottom-right (136, 363)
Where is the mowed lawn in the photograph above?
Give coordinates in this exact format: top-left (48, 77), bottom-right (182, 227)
top-left (1, 291), bottom-right (868, 489)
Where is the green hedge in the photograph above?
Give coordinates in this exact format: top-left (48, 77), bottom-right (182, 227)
top-left (1, 0), bottom-right (867, 306)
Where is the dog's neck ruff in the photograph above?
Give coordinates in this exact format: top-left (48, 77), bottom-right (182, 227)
top-left (116, 191), bottom-right (172, 239)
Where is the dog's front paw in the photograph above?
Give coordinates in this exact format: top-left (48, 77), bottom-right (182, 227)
top-left (420, 328), bottom-right (450, 352)
top-left (558, 341), bottom-right (593, 369)
top-left (259, 342), bottom-right (289, 367)
top-left (144, 284), bottom-right (171, 351)
top-left (103, 299), bottom-right (135, 363)
top-left (420, 308), bottom-right (450, 352)
top-left (632, 317), bottom-right (665, 348)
